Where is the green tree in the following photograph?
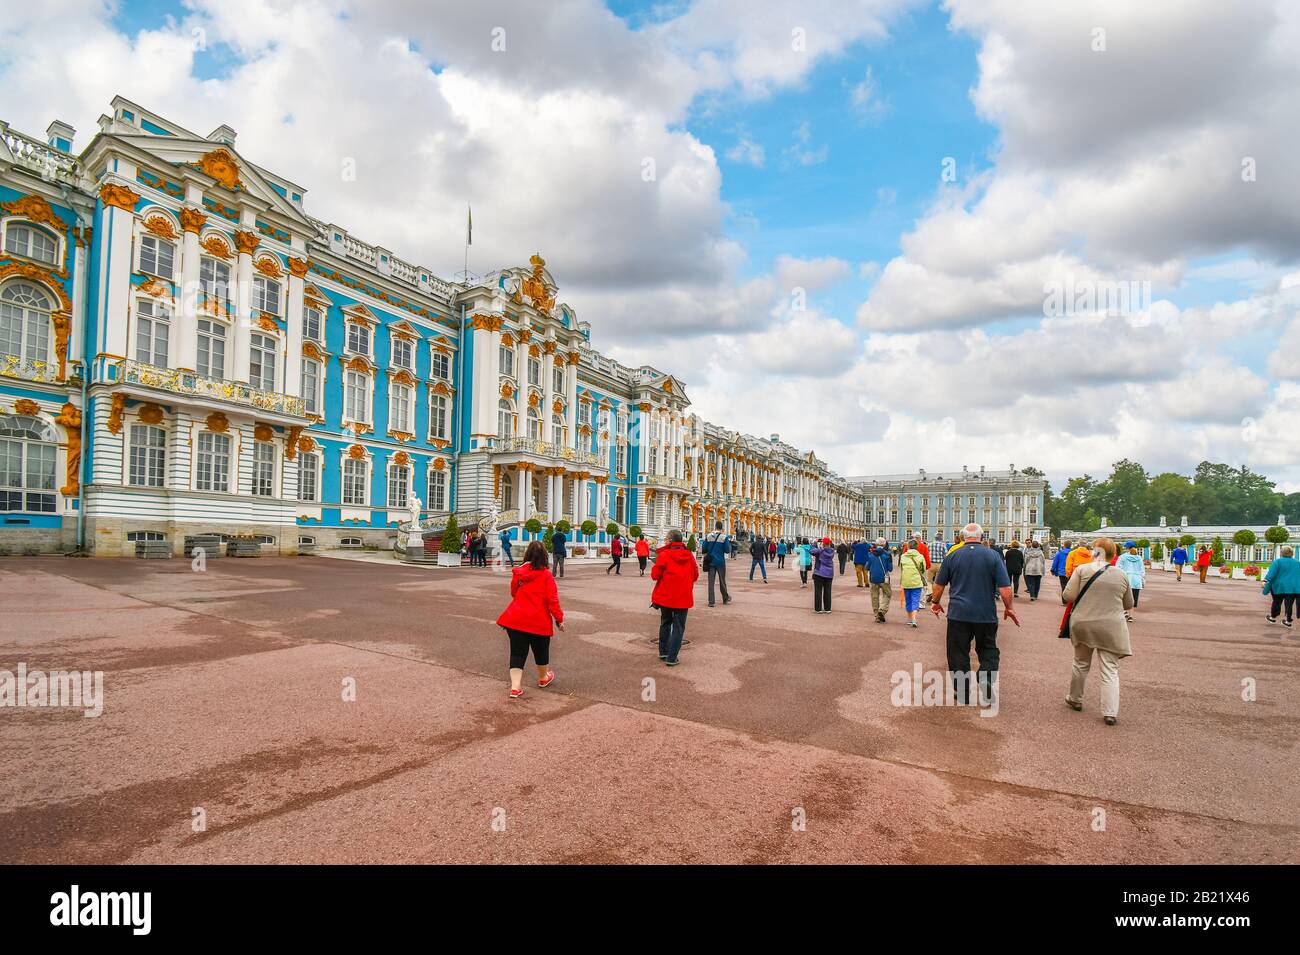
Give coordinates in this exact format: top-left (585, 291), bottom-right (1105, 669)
top-left (1147, 472), bottom-right (1198, 524)
top-left (629, 524), bottom-right (642, 538)
top-left (605, 521), bottom-right (619, 536)
top-left (580, 519), bottom-right (598, 542)
top-left (1211, 536), bottom-right (1224, 562)
top-left (524, 517), bottom-right (543, 535)
top-left (1179, 534), bottom-right (1196, 546)
top-left (1232, 529), bottom-right (1257, 547)
top-left (440, 515), bottom-right (461, 554)
top-left (1152, 541), bottom-right (1163, 560)
top-left (1048, 475), bottom-right (1096, 533)
top-left (686, 533), bottom-right (698, 552)
top-left (1088, 459), bottom-right (1149, 525)
top-left (542, 525), bottom-right (555, 553)
top-left (554, 519), bottom-right (572, 535)
top-left (1264, 524), bottom-right (1289, 557)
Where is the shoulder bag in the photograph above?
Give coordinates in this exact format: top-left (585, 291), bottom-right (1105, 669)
top-left (1059, 565), bottom-right (1107, 639)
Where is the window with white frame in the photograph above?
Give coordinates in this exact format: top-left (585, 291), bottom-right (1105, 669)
top-left (0, 414), bottom-right (56, 512)
top-left (249, 333), bottom-right (277, 390)
top-left (431, 351), bottom-right (450, 380)
top-left (200, 256), bottom-right (231, 306)
top-left (578, 402), bottom-right (590, 426)
top-left (616, 443), bottom-right (626, 475)
top-left (197, 318), bottom-right (226, 378)
top-left (389, 382), bottom-right (413, 433)
top-left (0, 281), bottom-right (52, 362)
top-left (298, 451), bottom-right (319, 503)
top-left (527, 356), bottom-right (541, 387)
top-left (345, 370), bottom-right (371, 423)
top-left (4, 223), bottom-right (58, 266)
top-left (551, 414), bottom-right (564, 447)
top-left (497, 399), bottom-right (514, 438)
top-left (429, 393), bottom-right (448, 441)
top-left (135, 298), bottom-right (170, 366)
top-left (346, 322), bottom-right (371, 356)
top-left (251, 275), bottom-right (281, 315)
top-left (301, 357), bottom-right (321, 415)
top-left (252, 441), bottom-right (276, 497)
top-left (342, 457), bottom-right (367, 505)
top-left (139, 234), bottom-right (175, 280)
top-left (527, 406), bottom-right (541, 440)
top-left (128, 423), bottom-right (166, 488)
top-left (302, 305), bottom-right (322, 342)
top-left (195, 431), bottom-right (231, 492)
top-left (387, 460), bottom-right (409, 508)
top-left (428, 468), bottom-right (446, 510)
top-left (552, 366), bottom-right (564, 394)
top-left (391, 337), bottom-right (413, 370)
top-left (499, 344), bottom-right (514, 378)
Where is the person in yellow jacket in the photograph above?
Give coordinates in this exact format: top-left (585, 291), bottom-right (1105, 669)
top-left (899, 540), bottom-right (928, 628)
top-left (1064, 542), bottom-right (1093, 581)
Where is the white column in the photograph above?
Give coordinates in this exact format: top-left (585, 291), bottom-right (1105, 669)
top-left (177, 202), bottom-right (202, 372)
top-left (576, 475), bottom-right (588, 525)
top-left (285, 255), bottom-right (306, 396)
top-left (565, 356), bottom-right (578, 447)
top-left (517, 466), bottom-right (530, 523)
top-left (233, 227), bottom-right (255, 384)
top-left (98, 179), bottom-right (139, 361)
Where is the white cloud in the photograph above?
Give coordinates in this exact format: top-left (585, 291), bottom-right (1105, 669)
top-left (725, 135), bottom-right (766, 167)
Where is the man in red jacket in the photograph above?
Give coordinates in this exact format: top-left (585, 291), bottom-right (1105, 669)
top-left (651, 529), bottom-right (699, 666)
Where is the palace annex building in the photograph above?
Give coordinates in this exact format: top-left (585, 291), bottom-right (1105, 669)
top-left (0, 97), bottom-right (866, 556)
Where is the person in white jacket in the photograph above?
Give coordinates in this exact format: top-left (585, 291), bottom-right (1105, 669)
top-left (1116, 541), bottom-right (1146, 620)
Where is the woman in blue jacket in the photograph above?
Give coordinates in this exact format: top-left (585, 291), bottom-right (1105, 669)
top-left (1263, 546), bottom-right (1299, 629)
top-left (1116, 541), bottom-right (1146, 620)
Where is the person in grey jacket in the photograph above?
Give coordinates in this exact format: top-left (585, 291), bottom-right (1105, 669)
top-left (1063, 538), bottom-right (1134, 726)
top-left (1023, 540), bottom-right (1046, 601)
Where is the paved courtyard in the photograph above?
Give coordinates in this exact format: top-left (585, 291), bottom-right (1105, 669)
top-left (1, 553), bottom-right (1297, 864)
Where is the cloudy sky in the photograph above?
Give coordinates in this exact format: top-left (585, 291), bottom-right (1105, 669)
top-left (3, 0), bottom-right (1297, 490)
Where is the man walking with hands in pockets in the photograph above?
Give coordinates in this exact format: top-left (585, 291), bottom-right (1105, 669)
top-left (930, 524), bottom-right (1019, 707)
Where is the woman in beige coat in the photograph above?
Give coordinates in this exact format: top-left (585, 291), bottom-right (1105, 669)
top-left (1062, 537), bottom-right (1134, 725)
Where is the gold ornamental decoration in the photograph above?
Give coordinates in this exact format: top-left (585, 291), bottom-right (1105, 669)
top-left (302, 341), bottom-right (323, 360)
top-left (196, 148), bottom-right (243, 190)
top-left (234, 231), bottom-right (260, 255)
top-left (527, 392), bottom-right (540, 408)
top-left (297, 434), bottom-right (316, 454)
top-left (392, 451), bottom-right (410, 468)
top-left (142, 215), bottom-right (178, 240)
top-left (254, 256), bottom-right (281, 278)
top-left (517, 327), bottom-right (532, 344)
top-left (99, 183), bottom-right (141, 211)
top-left (180, 207), bottom-right (207, 234)
top-left (285, 426), bottom-right (304, 460)
top-left (552, 400), bottom-right (563, 414)
top-left (499, 381), bottom-right (514, 399)
top-left (521, 254), bottom-right (555, 314)
top-left (55, 402), bottom-right (81, 496)
top-left (205, 412), bottom-right (230, 433)
top-left (257, 316), bottom-right (279, 332)
top-left (14, 398), bottom-right (40, 415)
top-left (253, 423), bottom-right (274, 442)
top-left (137, 403), bottom-right (164, 425)
top-left (543, 341), bottom-right (556, 354)
top-left (106, 393), bottom-right (126, 435)
top-left (200, 235), bottom-right (232, 259)
top-left (347, 444), bottom-right (367, 460)
top-left (288, 257), bottom-right (310, 279)
top-left (2, 195), bottom-right (63, 231)
top-left (638, 402), bottom-right (651, 412)
top-left (567, 351), bottom-right (580, 365)
top-left (432, 457), bottom-right (446, 471)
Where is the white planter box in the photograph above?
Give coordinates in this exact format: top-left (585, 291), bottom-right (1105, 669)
top-left (437, 553), bottom-right (462, 567)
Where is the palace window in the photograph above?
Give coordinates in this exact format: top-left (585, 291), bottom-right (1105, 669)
top-left (251, 275), bottom-right (281, 316)
top-left (344, 370), bottom-right (371, 424)
top-left (391, 337), bottom-right (413, 370)
top-left (4, 223), bottom-right (58, 266)
top-left (134, 299), bottom-right (170, 366)
top-left (200, 257), bottom-right (231, 307)
top-left (301, 357), bottom-right (321, 415)
top-left (527, 405), bottom-right (541, 440)
top-left (499, 344), bottom-right (515, 378)
top-left (431, 351), bottom-right (450, 380)
top-left (387, 460), bottom-right (409, 509)
top-left (551, 413), bottom-right (564, 447)
top-left (0, 414), bottom-right (56, 512)
top-left (128, 424), bottom-right (166, 488)
top-left (649, 447), bottom-right (658, 473)
top-left (616, 443), bottom-right (626, 476)
top-left (126, 531), bottom-right (165, 542)
top-left (497, 399), bottom-right (514, 438)
top-left (252, 441), bottom-right (276, 497)
top-left (578, 402), bottom-right (590, 426)
top-left (428, 468), bottom-right (447, 510)
top-left (429, 393), bottom-right (448, 441)
top-left (195, 431), bottom-right (231, 493)
top-left (139, 234), bottom-right (175, 280)
top-left (0, 281), bottom-right (52, 362)
top-left (249, 333), bottom-right (277, 390)
top-left (340, 536), bottom-right (363, 548)
top-left (197, 319), bottom-right (226, 378)
top-left (347, 322), bottom-right (372, 356)
top-left (389, 382), bottom-right (413, 433)
top-left (527, 356), bottom-right (541, 387)
top-left (499, 471), bottom-right (513, 510)
top-left (552, 366), bottom-right (564, 394)
top-left (302, 305), bottom-right (322, 343)
top-left (342, 457), bottom-right (367, 506)
top-left (298, 451), bottom-right (319, 503)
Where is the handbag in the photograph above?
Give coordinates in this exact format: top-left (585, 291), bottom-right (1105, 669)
top-left (702, 534), bottom-right (716, 571)
top-left (1059, 565), bottom-right (1107, 639)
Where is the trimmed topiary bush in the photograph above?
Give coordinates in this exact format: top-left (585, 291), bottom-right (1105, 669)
top-left (605, 521), bottom-right (619, 536)
top-left (629, 524), bottom-right (642, 538)
top-left (554, 519), bottom-right (572, 534)
top-left (440, 516), bottom-right (461, 553)
top-left (524, 517), bottom-right (543, 535)
top-left (580, 519), bottom-right (598, 540)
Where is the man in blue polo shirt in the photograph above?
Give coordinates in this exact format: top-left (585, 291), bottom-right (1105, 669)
top-left (1170, 542), bottom-right (1189, 581)
top-left (931, 523), bottom-right (1019, 705)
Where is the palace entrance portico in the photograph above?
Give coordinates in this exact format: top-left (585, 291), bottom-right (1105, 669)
top-left (491, 437), bottom-right (606, 526)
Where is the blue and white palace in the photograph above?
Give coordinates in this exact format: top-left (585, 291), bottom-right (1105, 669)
top-left (0, 97), bottom-right (864, 556)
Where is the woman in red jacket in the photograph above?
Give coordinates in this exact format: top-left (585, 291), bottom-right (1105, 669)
top-left (606, 534), bottom-right (623, 575)
top-left (634, 535), bottom-right (651, 575)
top-left (1196, 545), bottom-right (1213, 583)
top-left (651, 529), bottom-right (699, 666)
top-left (496, 540), bottom-right (564, 700)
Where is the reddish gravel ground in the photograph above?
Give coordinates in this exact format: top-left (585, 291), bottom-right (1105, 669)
top-left (1, 553), bottom-right (1296, 864)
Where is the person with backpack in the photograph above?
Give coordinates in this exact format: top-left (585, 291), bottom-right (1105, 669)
top-left (652, 529), bottom-right (699, 665)
top-left (634, 534), bottom-right (651, 575)
top-left (496, 540), bottom-right (564, 700)
top-left (865, 538), bottom-right (894, 624)
top-left (899, 540), bottom-right (928, 628)
top-left (796, 538), bottom-right (813, 588)
top-left (606, 534), bottom-right (623, 575)
top-left (1050, 540), bottom-right (1072, 593)
top-left (701, 521), bottom-right (731, 607)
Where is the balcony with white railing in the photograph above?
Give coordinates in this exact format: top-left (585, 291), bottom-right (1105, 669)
top-left (494, 435), bottom-right (604, 469)
top-left (0, 123), bottom-right (81, 186)
top-left (113, 359), bottom-right (308, 420)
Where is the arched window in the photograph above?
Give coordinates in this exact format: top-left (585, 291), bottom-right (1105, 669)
top-left (527, 405), bottom-right (541, 440)
top-left (498, 399), bottom-right (514, 438)
top-left (0, 281), bottom-right (53, 363)
top-left (200, 256), bottom-right (232, 308)
top-left (500, 470), bottom-right (514, 510)
top-left (551, 413), bottom-right (564, 446)
top-left (139, 233), bottom-right (175, 280)
top-left (4, 223), bottom-right (58, 266)
top-left (429, 393), bottom-right (448, 440)
top-left (0, 413), bottom-right (57, 512)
